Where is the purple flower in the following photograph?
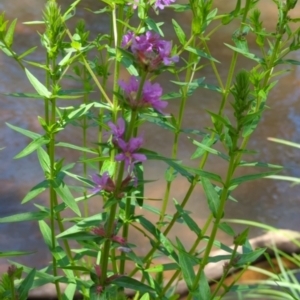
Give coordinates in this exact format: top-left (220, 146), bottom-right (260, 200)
top-left (121, 31), bottom-right (135, 48)
top-left (119, 76), bottom-right (167, 112)
top-left (108, 117), bottom-right (125, 144)
top-left (115, 137), bottom-right (147, 170)
top-left (155, 0), bottom-right (176, 9)
top-left (91, 172), bottom-right (115, 194)
top-left (128, 0), bottom-right (175, 10)
top-left (122, 31), bottom-right (179, 71)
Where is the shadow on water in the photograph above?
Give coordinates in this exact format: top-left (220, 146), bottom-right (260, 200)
top-left (0, 0), bottom-right (300, 272)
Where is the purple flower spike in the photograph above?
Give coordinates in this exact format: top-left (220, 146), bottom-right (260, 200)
top-left (122, 31), bottom-right (178, 71)
top-left (119, 76), bottom-right (168, 113)
top-left (91, 172), bottom-right (115, 194)
top-left (115, 137), bottom-right (147, 170)
top-left (108, 118), bottom-right (125, 143)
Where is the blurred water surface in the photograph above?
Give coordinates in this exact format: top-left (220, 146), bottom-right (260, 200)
top-left (0, 0), bottom-right (300, 272)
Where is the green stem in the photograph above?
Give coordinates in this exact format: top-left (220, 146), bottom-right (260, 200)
top-left (82, 56), bottom-right (113, 106)
top-left (158, 37), bottom-right (197, 226)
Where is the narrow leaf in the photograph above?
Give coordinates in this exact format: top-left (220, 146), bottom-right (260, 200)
top-left (54, 184), bottom-right (81, 216)
top-left (22, 181), bottom-right (48, 203)
top-left (172, 19), bottom-right (186, 44)
top-left (224, 43), bottom-right (264, 63)
top-left (0, 251), bottom-right (34, 258)
top-left (113, 276), bottom-right (155, 294)
top-left (39, 220), bottom-right (55, 249)
top-left (25, 68), bottom-right (52, 98)
top-left (174, 199), bottom-right (201, 235)
top-left (18, 268), bottom-right (36, 300)
top-left (6, 122), bottom-right (40, 139)
top-left (0, 211), bottom-right (49, 223)
top-left (56, 142), bottom-right (96, 154)
top-left (18, 46), bottom-right (37, 59)
top-left (14, 136), bottom-right (50, 159)
top-left (176, 238), bottom-right (196, 290)
top-left (198, 271), bottom-right (211, 299)
top-left (4, 18), bottom-right (17, 47)
top-left (230, 170), bottom-right (280, 188)
top-left (201, 177), bottom-right (220, 218)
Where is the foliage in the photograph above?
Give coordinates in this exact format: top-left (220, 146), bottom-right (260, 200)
top-left (0, 0), bottom-right (300, 299)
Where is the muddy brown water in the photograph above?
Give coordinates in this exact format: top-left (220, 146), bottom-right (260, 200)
top-left (0, 0), bottom-right (300, 296)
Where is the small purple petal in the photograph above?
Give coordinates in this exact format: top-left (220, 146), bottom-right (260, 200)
top-left (132, 153), bottom-right (147, 163)
top-left (117, 139), bottom-right (127, 151)
top-left (128, 137), bottom-right (143, 152)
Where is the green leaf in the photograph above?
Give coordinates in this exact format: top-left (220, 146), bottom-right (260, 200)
top-left (184, 166), bottom-right (222, 183)
top-left (145, 263), bottom-right (179, 273)
top-left (17, 46), bottom-right (37, 59)
top-left (56, 142), bottom-right (96, 154)
top-left (0, 251), bottom-right (34, 258)
top-left (113, 276), bottom-right (156, 295)
top-left (3, 92), bottom-right (45, 99)
top-left (135, 163), bottom-right (144, 206)
top-left (4, 18), bottom-right (17, 47)
top-left (37, 147), bottom-right (51, 173)
top-left (185, 46), bottom-right (220, 63)
top-left (191, 137), bottom-right (229, 161)
top-left (176, 238), bottom-right (196, 290)
top-left (138, 216), bottom-right (178, 262)
top-left (22, 180), bottom-right (48, 203)
top-left (229, 170), bottom-right (281, 189)
top-left (201, 177), bottom-right (220, 218)
top-left (174, 199), bottom-right (201, 236)
top-left (234, 248), bottom-right (266, 267)
top-left (197, 82), bottom-right (222, 93)
top-left (234, 228), bottom-right (249, 246)
top-left (25, 68), bottom-right (52, 98)
top-left (140, 294), bottom-right (151, 300)
top-left (224, 43), bottom-right (264, 63)
top-left (58, 51), bottom-right (73, 66)
top-left (145, 153), bottom-right (193, 182)
top-left (18, 268), bottom-right (36, 300)
top-left (145, 18), bottom-right (164, 36)
top-left (14, 136), bottom-right (50, 159)
top-left (54, 184), bottom-right (81, 216)
top-left (172, 19), bottom-right (186, 44)
top-left (165, 166), bottom-right (178, 183)
top-left (6, 122), bottom-right (40, 139)
top-left (218, 222), bottom-right (235, 236)
top-left (62, 283), bottom-right (76, 300)
top-left (238, 160), bottom-right (283, 169)
top-left (198, 270), bottom-right (211, 299)
top-left (39, 220), bottom-right (56, 249)
top-left (0, 211), bottom-right (49, 223)
top-left (268, 137), bottom-right (300, 149)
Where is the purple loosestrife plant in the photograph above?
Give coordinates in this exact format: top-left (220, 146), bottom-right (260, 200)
top-left (119, 76), bottom-right (167, 112)
top-left (1, 1), bottom-right (299, 300)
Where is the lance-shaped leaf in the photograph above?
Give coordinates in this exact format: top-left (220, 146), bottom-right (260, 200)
top-left (25, 68), bottom-right (52, 98)
top-left (54, 184), bottom-right (81, 216)
top-left (14, 136), bottom-right (50, 159)
top-left (201, 177), bottom-right (220, 218)
top-left (18, 268), bottom-right (36, 300)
